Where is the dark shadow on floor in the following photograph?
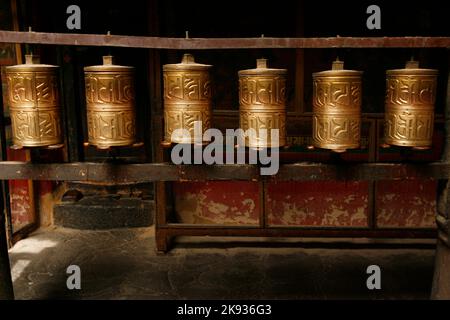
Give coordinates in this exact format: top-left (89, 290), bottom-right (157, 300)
top-left (8, 227), bottom-right (436, 300)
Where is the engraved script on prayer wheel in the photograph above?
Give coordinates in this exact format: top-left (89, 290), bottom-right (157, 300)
top-left (84, 55), bottom-right (136, 149)
top-left (239, 58), bottom-right (286, 148)
top-left (312, 59), bottom-right (362, 153)
top-left (6, 54), bottom-right (62, 148)
top-left (163, 54), bottom-right (212, 144)
top-left (384, 60), bottom-right (438, 149)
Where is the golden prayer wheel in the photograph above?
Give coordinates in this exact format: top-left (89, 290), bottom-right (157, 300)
top-left (84, 55), bottom-right (136, 149)
top-left (239, 58), bottom-right (287, 149)
top-left (163, 54), bottom-right (212, 145)
top-left (312, 59), bottom-right (362, 153)
top-left (6, 54), bottom-right (62, 148)
top-left (384, 60), bottom-right (438, 149)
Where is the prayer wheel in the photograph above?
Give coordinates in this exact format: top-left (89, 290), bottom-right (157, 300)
top-left (312, 59), bottom-right (362, 153)
top-left (239, 58), bottom-right (287, 149)
top-left (6, 54), bottom-right (62, 148)
top-left (84, 55), bottom-right (136, 149)
top-left (163, 54), bottom-right (212, 145)
top-left (384, 60), bottom-right (438, 149)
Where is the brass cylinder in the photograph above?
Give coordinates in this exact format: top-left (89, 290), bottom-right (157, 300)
top-left (239, 58), bottom-right (287, 148)
top-left (163, 54), bottom-right (212, 144)
top-left (84, 56), bottom-right (136, 149)
top-left (312, 59), bottom-right (362, 153)
top-left (5, 54), bottom-right (62, 148)
top-left (384, 60), bottom-right (438, 149)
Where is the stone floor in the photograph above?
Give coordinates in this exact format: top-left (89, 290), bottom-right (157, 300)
top-left (8, 226), bottom-right (436, 299)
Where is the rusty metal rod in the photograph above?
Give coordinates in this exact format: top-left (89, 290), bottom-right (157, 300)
top-left (0, 31), bottom-right (449, 49)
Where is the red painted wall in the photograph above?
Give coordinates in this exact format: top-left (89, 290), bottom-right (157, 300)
top-left (267, 181), bottom-right (368, 227)
top-left (174, 181), bottom-right (260, 225)
top-left (6, 148), bottom-right (35, 232)
top-left (376, 180), bottom-right (436, 228)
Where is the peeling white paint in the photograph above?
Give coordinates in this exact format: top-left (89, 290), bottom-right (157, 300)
top-left (343, 195), bottom-right (356, 204)
top-left (208, 201), bottom-right (229, 215)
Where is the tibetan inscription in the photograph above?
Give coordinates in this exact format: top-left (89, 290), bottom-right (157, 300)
top-left (384, 73), bottom-right (437, 147)
top-left (163, 54), bottom-right (212, 145)
top-left (84, 56), bottom-right (136, 148)
top-left (6, 66), bottom-right (62, 147)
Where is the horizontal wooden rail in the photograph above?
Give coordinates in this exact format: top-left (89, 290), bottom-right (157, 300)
top-left (0, 162), bottom-right (448, 182)
top-left (0, 31), bottom-right (449, 49)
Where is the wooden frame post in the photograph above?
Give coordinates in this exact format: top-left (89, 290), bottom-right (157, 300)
top-left (0, 43), bottom-right (14, 298)
top-left (431, 59), bottom-right (450, 299)
top-left (0, 180), bottom-right (14, 299)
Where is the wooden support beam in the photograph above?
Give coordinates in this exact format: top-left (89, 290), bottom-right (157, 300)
top-left (0, 31), bottom-right (449, 49)
top-left (0, 161), bottom-right (448, 182)
top-left (157, 225), bottom-right (436, 239)
top-left (274, 162), bottom-right (449, 181)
